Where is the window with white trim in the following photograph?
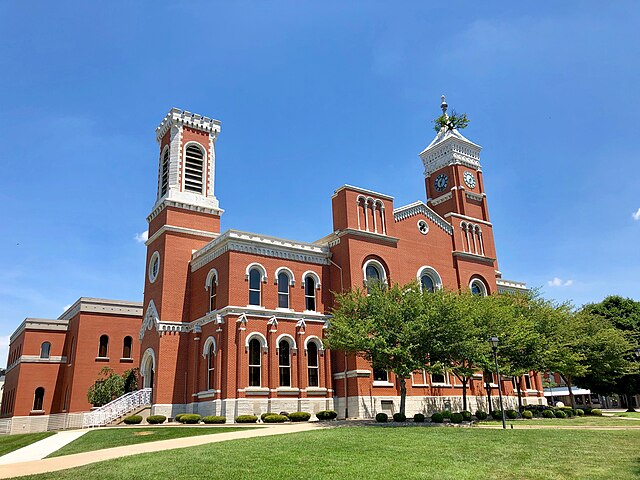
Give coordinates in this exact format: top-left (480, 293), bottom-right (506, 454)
top-left (373, 367), bottom-right (388, 382)
top-left (184, 144), bottom-right (204, 193)
top-left (40, 342), bottom-right (51, 359)
top-left (208, 273), bottom-right (217, 312)
top-left (305, 276), bottom-right (316, 311)
top-left (148, 252), bottom-right (160, 283)
top-left (248, 338), bottom-right (261, 387)
top-left (431, 372), bottom-right (447, 384)
top-left (159, 147), bottom-right (169, 197)
top-left (364, 260), bottom-right (386, 293)
top-left (207, 342), bottom-right (215, 391)
top-left (277, 272), bottom-right (290, 309)
top-left (470, 279), bottom-right (488, 296)
top-left (248, 269), bottom-right (261, 306)
top-left (420, 273), bottom-right (435, 293)
top-left (307, 341), bottom-right (320, 387)
top-left (278, 340), bottom-right (291, 387)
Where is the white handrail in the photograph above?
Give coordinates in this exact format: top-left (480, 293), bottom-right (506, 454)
top-left (83, 388), bottom-right (152, 428)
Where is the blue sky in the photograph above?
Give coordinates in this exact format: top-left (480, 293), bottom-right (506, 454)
top-left (1, 1), bottom-right (639, 366)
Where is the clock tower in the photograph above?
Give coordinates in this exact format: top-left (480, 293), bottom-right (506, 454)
top-left (419, 96), bottom-right (500, 290)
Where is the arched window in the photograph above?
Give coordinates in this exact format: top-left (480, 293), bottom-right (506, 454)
top-left (40, 342), bottom-right (51, 359)
top-left (98, 335), bottom-right (109, 358)
top-left (305, 276), bottom-right (316, 311)
top-left (277, 272), bottom-right (290, 308)
top-left (68, 337), bottom-right (75, 365)
top-left (307, 341), bottom-right (319, 387)
top-left (33, 387), bottom-right (45, 411)
top-left (420, 274), bottom-right (435, 293)
top-left (363, 259), bottom-right (386, 293)
top-left (159, 147), bottom-right (169, 197)
top-left (278, 340), bottom-right (291, 387)
top-left (248, 338), bottom-right (261, 387)
top-left (122, 336), bottom-right (133, 359)
top-left (248, 269), bottom-right (262, 306)
top-left (470, 279), bottom-right (488, 297)
top-left (209, 273), bottom-right (217, 312)
top-left (207, 342), bottom-right (215, 391)
top-left (184, 144), bottom-right (204, 193)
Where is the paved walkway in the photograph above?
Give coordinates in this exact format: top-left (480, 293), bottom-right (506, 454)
top-left (0, 422), bottom-right (321, 479)
top-left (0, 430), bottom-right (88, 466)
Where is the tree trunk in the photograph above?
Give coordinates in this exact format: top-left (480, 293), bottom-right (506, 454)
top-left (400, 376), bottom-right (407, 416)
top-left (516, 377), bottom-right (523, 412)
top-left (485, 375), bottom-right (493, 415)
top-left (562, 374), bottom-right (576, 409)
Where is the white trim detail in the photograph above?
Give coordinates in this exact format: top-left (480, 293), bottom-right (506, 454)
top-left (274, 267), bottom-right (295, 286)
top-left (245, 332), bottom-right (268, 352)
top-left (146, 225), bottom-right (218, 247)
top-left (205, 268), bottom-right (219, 289)
top-left (245, 263), bottom-right (267, 282)
top-left (304, 335), bottom-right (324, 352)
top-left (416, 266), bottom-right (443, 290)
top-left (362, 259), bottom-right (388, 285)
top-left (301, 270), bottom-right (321, 289)
top-left (202, 336), bottom-right (216, 357)
top-left (275, 333), bottom-right (297, 351)
top-left (470, 278), bottom-right (488, 297)
top-left (140, 300), bottom-right (160, 340)
top-left (148, 251), bottom-right (160, 283)
top-left (182, 141), bottom-right (207, 195)
top-left (393, 201), bottom-right (453, 235)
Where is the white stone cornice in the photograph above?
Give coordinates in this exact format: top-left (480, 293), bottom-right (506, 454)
top-left (444, 212), bottom-right (493, 227)
top-left (393, 201), bottom-right (453, 234)
top-left (452, 251), bottom-right (496, 265)
top-left (59, 298), bottom-right (142, 322)
top-left (191, 229), bottom-right (331, 272)
top-left (429, 191), bottom-right (453, 207)
top-left (190, 305), bottom-right (330, 330)
top-left (6, 355), bottom-right (68, 373)
top-left (465, 191), bottom-right (485, 202)
top-left (146, 225), bottom-right (219, 246)
top-left (496, 279), bottom-right (528, 293)
top-left (146, 198), bottom-right (224, 223)
top-left (336, 228), bottom-right (400, 244)
top-left (419, 132), bottom-right (482, 178)
top-left (156, 108), bottom-right (221, 143)
top-left (10, 318), bottom-right (69, 342)
top-left (331, 184), bottom-right (394, 201)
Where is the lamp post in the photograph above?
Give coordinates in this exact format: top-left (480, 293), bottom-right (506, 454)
top-left (489, 336), bottom-right (506, 430)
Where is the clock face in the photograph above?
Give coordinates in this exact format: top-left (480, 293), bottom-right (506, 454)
top-left (434, 173), bottom-right (448, 192)
top-left (463, 171), bottom-right (476, 189)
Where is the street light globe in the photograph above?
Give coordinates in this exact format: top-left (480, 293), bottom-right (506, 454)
top-left (489, 336), bottom-right (499, 348)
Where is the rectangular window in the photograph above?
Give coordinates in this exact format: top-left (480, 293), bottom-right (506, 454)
top-left (373, 368), bottom-right (388, 382)
top-left (431, 373), bottom-right (446, 384)
top-left (524, 374), bottom-right (532, 390)
top-left (249, 366), bottom-right (261, 387)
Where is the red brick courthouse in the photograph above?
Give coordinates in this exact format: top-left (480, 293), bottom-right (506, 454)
top-left (2, 99), bottom-right (545, 422)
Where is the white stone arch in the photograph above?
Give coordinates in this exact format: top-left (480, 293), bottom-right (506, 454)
top-left (362, 258), bottom-right (388, 285)
top-left (205, 268), bottom-right (219, 290)
top-left (416, 265), bottom-right (443, 290)
top-left (182, 141), bottom-right (207, 194)
top-left (245, 331), bottom-right (268, 352)
top-left (304, 335), bottom-right (324, 353)
top-left (245, 262), bottom-right (267, 282)
top-left (301, 270), bottom-right (321, 289)
top-left (275, 333), bottom-right (297, 352)
top-left (140, 300), bottom-right (159, 340)
top-left (140, 347), bottom-right (156, 389)
top-left (469, 277), bottom-right (488, 297)
top-left (274, 266), bottom-right (295, 286)
top-left (202, 336), bottom-right (217, 357)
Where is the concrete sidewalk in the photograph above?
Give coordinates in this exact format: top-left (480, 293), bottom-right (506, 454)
top-left (0, 430), bottom-right (88, 466)
top-left (0, 422), bottom-right (321, 479)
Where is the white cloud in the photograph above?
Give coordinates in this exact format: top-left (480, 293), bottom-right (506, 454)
top-left (548, 277), bottom-right (574, 287)
top-left (632, 208), bottom-right (640, 221)
top-left (134, 230), bottom-right (148, 243)
top-left (0, 336), bottom-right (9, 369)
top-left (62, 304), bottom-right (72, 313)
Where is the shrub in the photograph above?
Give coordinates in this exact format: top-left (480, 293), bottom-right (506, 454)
top-left (287, 412), bottom-right (311, 422)
top-left (235, 415), bottom-right (258, 423)
top-left (491, 410), bottom-right (503, 420)
top-left (180, 414), bottom-right (201, 424)
top-left (202, 416), bottom-right (226, 424)
top-left (431, 412), bottom-right (444, 423)
top-left (124, 415), bottom-right (142, 425)
top-left (555, 410), bottom-right (566, 418)
top-left (583, 407), bottom-right (593, 415)
top-left (450, 413), bottom-right (463, 424)
top-left (575, 409), bottom-right (584, 416)
top-left (475, 410), bottom-right (488, 420)
top-left (441, 410), bottom-right (452, 419)
top-left (522, 410), bottom-right (533, 419)
top-left (591, 408), bottom-right (603, 416)
top-left (506, 409), bottom-right (518, 420)
top-left (260, 412), bottom-right (273, 421)
top-left (263, 414), bottom-right (288, 423)
top-left (279, 411), bottom-right (290, 417)
top-left (461, 410), bottom-right (472, 421)
top-left (413, 413), bottom-right (425, 423)
top-left (316, 410), bottom-right (338, 421)
top-left (174, 414), bottom-right (185, 423)
top-left (542, 409), bottom-right (555, 419)
top-left (390, 412), bottom-right (405, 422)
top-left (375, 413), bottom-right (388, 423)
top-left (146, 415), bottom-right (166, 424)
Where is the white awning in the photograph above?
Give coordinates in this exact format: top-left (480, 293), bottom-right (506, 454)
top-left (544, 387), bottom-right (592, 397)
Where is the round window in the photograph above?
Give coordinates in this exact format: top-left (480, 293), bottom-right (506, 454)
top-left (148, 251), bottom-right (160, 283)
top-left (417, 220), bottom-right (429, 235)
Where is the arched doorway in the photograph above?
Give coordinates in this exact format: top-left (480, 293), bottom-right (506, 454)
top-left (140, 348), bottom-right (156, 390)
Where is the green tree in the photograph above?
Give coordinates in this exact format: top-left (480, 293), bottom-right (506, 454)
top-left (325, 282), bottom-right (436, 416)
top-left (433, 110), bottom-right (470, 132)
top-left (87, 367), bottom-right (137, 407)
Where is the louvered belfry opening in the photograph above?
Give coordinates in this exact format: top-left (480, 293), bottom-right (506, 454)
top-left (184, 144), bottom-right (204, 193)
top-left (160, 148), bottom-right (169, 196)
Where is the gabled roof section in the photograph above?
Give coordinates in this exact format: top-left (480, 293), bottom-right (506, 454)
top-left (420, 126), bottom-right (480, 154)
top-left (393, 201), bottom-right (453, 234)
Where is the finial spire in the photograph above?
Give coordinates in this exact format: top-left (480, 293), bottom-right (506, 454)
top-left (441, 95), bottom-right (448, 117)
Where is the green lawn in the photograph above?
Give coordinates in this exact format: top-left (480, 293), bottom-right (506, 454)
top-left (47, 426), bottom-right (254, 457)
top-left (478, 416), bottom-right (640, 427)
top-left (23, 427), bottom-right (640, 479)
top-left (616, 412), bottom-right (640, 419)
top-left (0, 432), bottom-right (54, 457)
